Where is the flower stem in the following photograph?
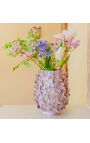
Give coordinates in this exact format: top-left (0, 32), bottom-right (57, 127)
top-left (36, 58), bottom-right (46, 69)
top-left (31, 58), bottom-right (45, 70)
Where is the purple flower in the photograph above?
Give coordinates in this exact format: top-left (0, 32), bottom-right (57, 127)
top-left (36, 40), bottom-right (53, 58)
top-left (65, 38), bottom-right (80, 49)
top-left (39, 47), bottom-right (46, 57)
top-left (39, 52), bottom-right (44, 57)
top-left (39, 47), bottom-right (53, 58)
top-left (71, 39), bottom-right (80, 48)
top-left (12, 44), bottom-right (21, 52)
top-left (46, 50), bottom-right (53, 58)
top-left (41, 47), bottom-right (46, 52)
top-left (37, 40), bottom-right (48, 48)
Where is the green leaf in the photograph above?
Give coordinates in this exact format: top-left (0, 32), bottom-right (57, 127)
top-left (45, 58), bottom-right (49, 69)
top-left (4, 42), bottom-right (12, 49)
top-left (59, 55), bottom-right (70, 68)
top-left (59, 58), bottom-right (65, 66)
top-left (8, 51), bottom-right (19, 57)
top-left (60, 42), bottom-right (64, 48)
top-left (12, 60), bottom-right (31, 71)
top-left (27, 30), bottom-right (41, 41)
top-left (28, 31), bottom-right (34, 38)
top-left (25, 63), bottom-right (32, 68)
top-left (23, 60), bottom-right (31, 67)
top-left (13, 65), bottom-right (19, 71)
top-left (44, 57), bottom-right (53, 70)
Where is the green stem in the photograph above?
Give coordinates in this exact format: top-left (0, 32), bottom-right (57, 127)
top-left (31, 58), bottom-right (45, 70)
top-left (36, 58), bottom-right (46, 69)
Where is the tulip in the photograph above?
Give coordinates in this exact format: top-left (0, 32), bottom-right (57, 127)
top-left (55, 46), bottom-right (64, 61)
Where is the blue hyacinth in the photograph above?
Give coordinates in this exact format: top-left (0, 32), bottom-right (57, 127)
top-left (39, 47), bottom-right (46, 57)
top-left (46, 50), bottom-right (53, 58)
top-left (37, 40), bottom-right (48, 48)
top-left (39, 48), bottom-right (53, 59)
top-left (36, 40), bottom-right (53, 59)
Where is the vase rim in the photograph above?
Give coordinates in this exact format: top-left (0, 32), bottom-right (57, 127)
top-left (39, 69), bottom-right (61, 72)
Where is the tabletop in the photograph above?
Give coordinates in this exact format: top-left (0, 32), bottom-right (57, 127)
top-left (0, 105), bottom-right (90, 119)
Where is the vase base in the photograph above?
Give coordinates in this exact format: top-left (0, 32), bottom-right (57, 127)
top-left (43, 111), bottom-right (56, 116)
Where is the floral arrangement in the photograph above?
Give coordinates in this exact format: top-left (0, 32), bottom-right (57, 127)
top-left (4, 27), bottom-right (80, 71)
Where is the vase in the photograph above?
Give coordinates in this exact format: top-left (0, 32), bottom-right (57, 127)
top-left (34, 70), bottom-right (70, 114)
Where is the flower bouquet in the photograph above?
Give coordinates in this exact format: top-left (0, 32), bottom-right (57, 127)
top-left (4, 27), bottom-right (80, 114)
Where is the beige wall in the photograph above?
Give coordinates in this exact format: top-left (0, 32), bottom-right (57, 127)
top-left (0, 23), bottom-right (61, 105)
top-left (68, 23), bottom-right (87, 105)
top-left (87, 24), bottom-right (90, 105)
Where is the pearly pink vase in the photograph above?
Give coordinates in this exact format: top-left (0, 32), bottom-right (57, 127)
top-left (34, 70), bottom-right (70, 115)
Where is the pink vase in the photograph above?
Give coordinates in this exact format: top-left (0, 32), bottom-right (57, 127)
top-left (34, 70), bottom-right (70, 114)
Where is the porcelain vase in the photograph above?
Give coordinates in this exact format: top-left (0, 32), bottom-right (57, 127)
top-left (34, 70), bottom-right (70, 114)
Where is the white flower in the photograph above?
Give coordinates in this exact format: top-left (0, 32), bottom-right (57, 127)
top-left (55, 46), bottom-right (64, 61)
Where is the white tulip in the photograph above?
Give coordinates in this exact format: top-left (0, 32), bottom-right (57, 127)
top-left (55, 47), bottom-right (64, 61)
